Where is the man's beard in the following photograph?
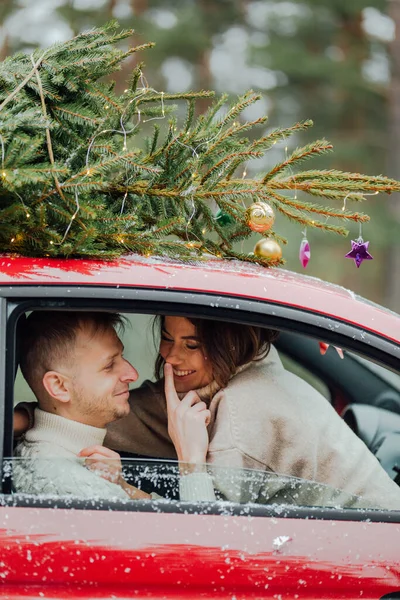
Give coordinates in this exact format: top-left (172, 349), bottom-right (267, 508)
top-left (73, 387), bottom-right (130, 425)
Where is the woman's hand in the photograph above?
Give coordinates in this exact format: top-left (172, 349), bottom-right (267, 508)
top-left (79, 445), bottom-right (122, 484)
top-left (164, 363), bottom-right (211, 467)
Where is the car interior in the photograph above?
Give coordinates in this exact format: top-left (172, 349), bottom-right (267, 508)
top-left (5, 309), bottom-right (400, 516)
top-left (276, 331), bottom-right (400, 484)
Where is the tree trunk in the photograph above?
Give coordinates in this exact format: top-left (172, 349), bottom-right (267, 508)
top-left (385, 0), bottom-right (400, 312)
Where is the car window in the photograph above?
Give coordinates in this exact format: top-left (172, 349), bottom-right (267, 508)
top-left (279, 351), bottom-right (331, 400)
top-left (349, 352), bottom-right (400, 392)
top-left (5, 457), bottom-right (374, 511)
top-left (10, 309), bottom-right (400, 517)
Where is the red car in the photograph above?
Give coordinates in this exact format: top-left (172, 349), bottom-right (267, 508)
top-left (0, 254), bottom-right (399, 599)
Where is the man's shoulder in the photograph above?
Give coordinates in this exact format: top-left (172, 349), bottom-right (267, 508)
top-left (15, 437), bottom-right (65, 457)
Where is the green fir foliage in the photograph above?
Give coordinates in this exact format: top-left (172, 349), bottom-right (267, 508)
top-left (0, 22), bottom-right (399, 267)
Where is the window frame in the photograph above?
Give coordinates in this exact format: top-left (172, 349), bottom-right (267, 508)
top-left (0, 296), bottom-right (7, 486)
top-left (2, 488), bottom-right (400, 523)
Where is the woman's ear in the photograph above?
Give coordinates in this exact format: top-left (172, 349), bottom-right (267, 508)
top-left (42, 371), bottom-right (71, 403)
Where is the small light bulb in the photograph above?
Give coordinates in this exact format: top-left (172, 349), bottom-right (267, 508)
top-left (202, 228), bottom-right (206, 234)
top-left (49, 241), bottom-right (54, 245)
top-left (2, 171), bottom-right (6, 178)
top-left (105, 105), bottom-right (109, 110)
top-left (11, 237), bottom-right (15, 242)
top-left (124, 89), bottom-right (129, 93)
top-left (26, 213), bottom-right (30, 218)
top-left (86, 169), bottom-right (91, 176)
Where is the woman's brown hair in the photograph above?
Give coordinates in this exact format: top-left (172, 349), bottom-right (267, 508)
top-left (154, 316), bottom-right (279, 388)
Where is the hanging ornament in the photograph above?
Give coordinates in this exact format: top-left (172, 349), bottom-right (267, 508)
top-left (299, 230), bottom-right (311, 268)
top-left (246, 201), bottom-right (275, 233)
top-left (215, 209), bottom-right (235, 226)
top-left (254, 238), bottom-right (282, 260)
top-left (345, 237), bottom-right (373, 268)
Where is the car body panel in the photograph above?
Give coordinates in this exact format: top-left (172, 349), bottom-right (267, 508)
top-left (1, 505), bottom-right (400, 599)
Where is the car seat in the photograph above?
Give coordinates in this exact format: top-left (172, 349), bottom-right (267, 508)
top-left (342, 403), bottom-right (400, 483)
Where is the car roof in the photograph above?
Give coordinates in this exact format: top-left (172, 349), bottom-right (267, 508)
top-left (0, 254), bottom-right (399, 343)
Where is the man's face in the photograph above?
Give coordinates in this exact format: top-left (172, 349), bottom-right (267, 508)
top-left (66, 324), bottom-right (138, 427)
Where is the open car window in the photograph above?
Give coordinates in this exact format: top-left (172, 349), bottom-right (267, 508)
top-left (9, 309), bottom-right (400, 519)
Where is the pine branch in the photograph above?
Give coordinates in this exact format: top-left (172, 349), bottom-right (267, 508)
top-left (201, 151), bottom-right (263, 185)
top-left (263, 140), bottom-right (333, 183)
top-left (274, 204), bottom-right (349, 235)
top-left (266, 190), bottom-right (370, 223)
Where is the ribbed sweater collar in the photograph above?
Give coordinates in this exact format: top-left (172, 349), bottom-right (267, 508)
top-left (25, 408), bottom-right (106, 455)
top-left (177, 361), bottom-right (253, 402)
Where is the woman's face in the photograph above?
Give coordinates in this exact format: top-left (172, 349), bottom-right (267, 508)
top-left (159, 316), bottom-right (213, 393)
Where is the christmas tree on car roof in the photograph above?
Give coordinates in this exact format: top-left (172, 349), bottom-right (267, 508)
top-left (0, 21), bottom-right (398, 267)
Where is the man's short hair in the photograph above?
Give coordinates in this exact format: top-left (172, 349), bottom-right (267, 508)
top-left (19, 311), bottom-right (124, 396)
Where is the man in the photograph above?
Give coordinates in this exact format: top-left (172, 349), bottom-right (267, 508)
top-left (14, 311), bottom-right (214, 502)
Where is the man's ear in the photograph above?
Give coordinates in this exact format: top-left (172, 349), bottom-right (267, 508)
top-left (42, 371), bottom-right (72, 403)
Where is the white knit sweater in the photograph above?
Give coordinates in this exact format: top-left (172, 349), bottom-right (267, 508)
top-left (14, 409), bottom-right (215, 502)
top-left (14, 409), bottom-right (130, 500)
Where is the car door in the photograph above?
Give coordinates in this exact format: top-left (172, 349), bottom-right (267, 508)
top-left (1, 284), bottom-right (400, 600)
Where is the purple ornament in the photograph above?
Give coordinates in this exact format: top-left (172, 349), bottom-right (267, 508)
top-left (345, 238), bottom-right (373, 268)
top-left (299, 238), bottom-right (311, 268)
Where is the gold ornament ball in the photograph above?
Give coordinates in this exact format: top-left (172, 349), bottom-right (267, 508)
top-left (246, 201), bottom-right (275, 233)
top-left (254, 238), bottom-right (282, 260)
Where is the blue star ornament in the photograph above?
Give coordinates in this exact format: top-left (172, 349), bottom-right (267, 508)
top-left (345, 238), bottom-right (373, 268)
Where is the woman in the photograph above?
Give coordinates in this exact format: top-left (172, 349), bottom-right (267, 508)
top-left (103, 315), bottom-right (400, 510)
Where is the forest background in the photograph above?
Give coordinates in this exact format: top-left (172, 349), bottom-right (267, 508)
top-left (1, 0), bottom-right (399, 311)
